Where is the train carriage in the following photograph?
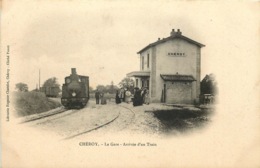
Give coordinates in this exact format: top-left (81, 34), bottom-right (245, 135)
top-left (41, 86), bottom-right (60, 97)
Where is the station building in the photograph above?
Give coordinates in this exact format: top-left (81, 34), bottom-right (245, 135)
top-left (127, 29), bottom-right (205, 104)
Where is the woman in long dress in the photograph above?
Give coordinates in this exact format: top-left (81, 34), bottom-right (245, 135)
top-left (115, 90), bottom-right (121, 104)
top-left (133, 88), bottom-right (143, 106)
top-left (125, 89), bottom-right (132, 103)
top-left (100, 92), bottom-right (107, 105)
top-left (144, 90), bottom-right (150, 105)
top-left (119, 88), bottom-right (125, 102)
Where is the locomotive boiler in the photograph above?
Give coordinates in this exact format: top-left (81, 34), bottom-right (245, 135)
top-left (61, 68), bottom-right (89, 108)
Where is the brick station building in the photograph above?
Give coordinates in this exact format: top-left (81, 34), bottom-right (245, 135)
top-left (127, 29), bottom-right (205, 104)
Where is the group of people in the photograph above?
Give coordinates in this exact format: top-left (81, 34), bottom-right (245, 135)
top-left (133, 87), bottom-right (149, 106)
top-left (95, 89), bottom-right (107, 105)
top-left (115, 87), bottom-right (132, 104)
top-left (95, 87), bottom-right (150, 106)
top-left (115, 87), bottom-right (149, 106)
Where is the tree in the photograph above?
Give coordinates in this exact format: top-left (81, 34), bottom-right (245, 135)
top-left (119, 77), bottom-right (134, 90)
top-left (113, 85), bottom-right (119, 91)
top-left (42, 77), bottom-right (60, 88)
top-left (201, 74), bottom-right (218, 95)
top-left (95, 83), bottom-right (119, 94)
top-left (108, 81), bottom-right (120, 93)
top-left (109, 81), bottom-right (114, 93)
top-left (42, 77), bottom-right (61, 92)
top-left (15, 83), bottom-right (28, 92)
top-left (96, 85), bottom-right (106, 92)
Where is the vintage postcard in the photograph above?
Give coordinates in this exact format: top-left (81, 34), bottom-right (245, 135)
top-left (1, 0), bottom-right (260, 167)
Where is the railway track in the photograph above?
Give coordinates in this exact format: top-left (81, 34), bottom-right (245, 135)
top-left (116, 104), bottom-right (136, 130)
top-left (20, 107), bottom-right (70, 123)
top-left (21, 101), bottom-right (92, 124)
top-left (21, 101), bottom-right (136, 140)
top-left (63, 104), bottom-right (136, 140)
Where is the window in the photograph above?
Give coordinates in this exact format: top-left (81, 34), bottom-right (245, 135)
top-left (167, 52), bottom-right (186, 57)
top-left (147, 54), bottom-right (150, 68)
top-left (136, 79), bottom-right (138, 87)
top-left (141, 56), bottom-right (144, 70)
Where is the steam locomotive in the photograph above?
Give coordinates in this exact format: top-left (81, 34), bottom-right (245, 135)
top-left (61, 68), bottom-right (89, 108)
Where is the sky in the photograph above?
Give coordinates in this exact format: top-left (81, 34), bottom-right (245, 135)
top-left (2, 1), bottom-right (259, 91)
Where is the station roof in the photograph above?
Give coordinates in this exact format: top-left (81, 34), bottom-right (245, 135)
top-left (160, 74), bottom-right (196, 81)
top-left (127, 71), bottom-right (150, 77)
top-left (137, 29), bottom-right (205, 54)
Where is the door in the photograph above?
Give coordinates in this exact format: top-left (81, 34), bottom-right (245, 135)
top-left (166, 82), bottom-right (192, 104)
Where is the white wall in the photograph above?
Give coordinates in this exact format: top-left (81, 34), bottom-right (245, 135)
top-left (152, 39), bottom-right (200, 102)
top-left (140, 49), bottom-right (151, 71)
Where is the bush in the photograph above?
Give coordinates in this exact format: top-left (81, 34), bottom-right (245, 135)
top-left (13, 91), bottom-right (61, 117)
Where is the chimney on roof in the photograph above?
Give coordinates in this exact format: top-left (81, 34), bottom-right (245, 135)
top-left (177, 29), bottom-right (182, 35)
top-left (171, 29), bottom-right (182, 36)
top-left (170, 29), bottom-right (175, 36)
top-left (158, 38), bottom-right (160, 41)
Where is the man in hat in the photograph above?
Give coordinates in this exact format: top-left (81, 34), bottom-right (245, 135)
top-left (95, 89), bottom-right (100, 104)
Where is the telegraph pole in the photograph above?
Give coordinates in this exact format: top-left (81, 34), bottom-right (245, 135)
top-left (39, 69), bottom-right (41, 91)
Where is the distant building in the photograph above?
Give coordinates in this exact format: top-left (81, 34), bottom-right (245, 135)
top-left (127, 29), bottom-right (205, 104)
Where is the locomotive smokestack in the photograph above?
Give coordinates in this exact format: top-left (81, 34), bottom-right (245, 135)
top-left (71, 68), bottom-right (77, 75)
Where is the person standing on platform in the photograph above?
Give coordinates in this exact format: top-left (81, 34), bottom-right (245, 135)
top-left (100, 92), bottom-right (107, 105)
top-left (141, 87), bottom-right (147, 104)
top-left (115, 90), bottom-right (121, 104)
top-left (133, 87), bottom-right (143, 106)
top-left (95, 89), bottom-right (100, 104)
top-left (144, 89), bottom-right (150, 105)
top-left (125, 88), bottom-right (132, 103)
top-left (119, 88), bottom-right (125, 102)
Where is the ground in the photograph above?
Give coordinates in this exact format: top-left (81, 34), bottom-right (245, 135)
top-left (21, 99), bottom-right (214, 140)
